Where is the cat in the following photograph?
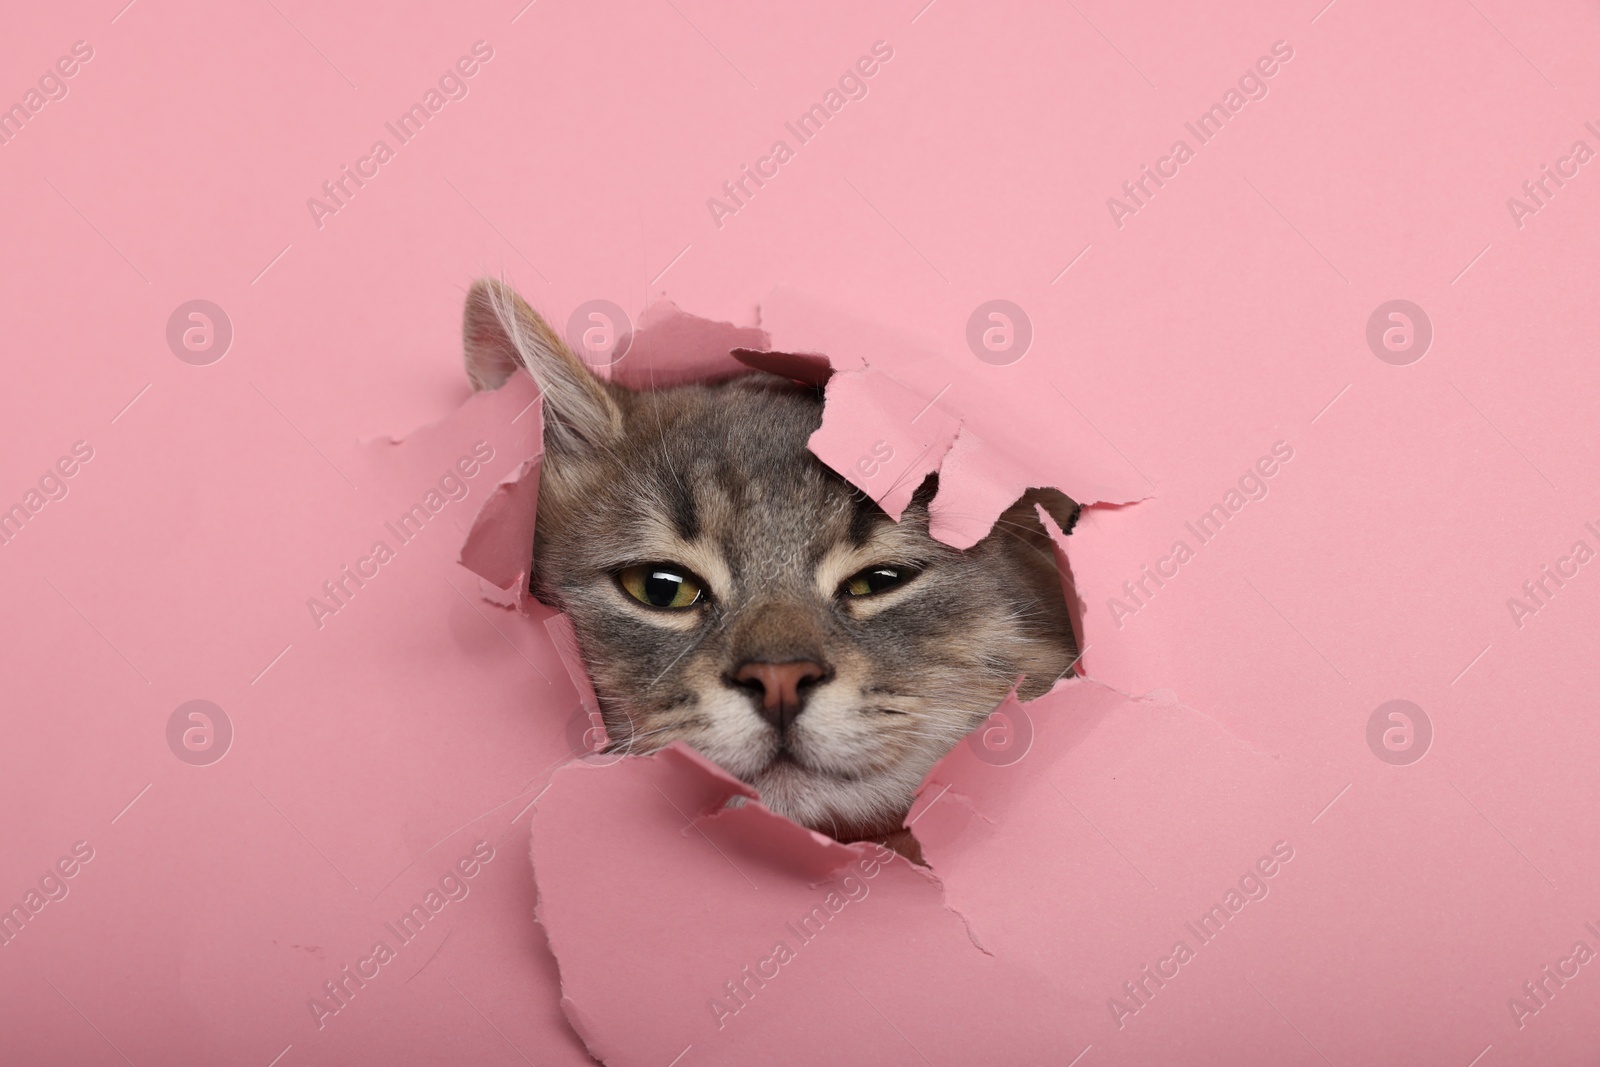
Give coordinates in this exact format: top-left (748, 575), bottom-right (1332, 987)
top-left (463, 279), bottom-right (1080, 856)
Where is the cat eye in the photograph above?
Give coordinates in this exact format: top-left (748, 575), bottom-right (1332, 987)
top-left (617, 564), bottom-right (705, 609)
top-left (840, 564), bottom-right (916, 598)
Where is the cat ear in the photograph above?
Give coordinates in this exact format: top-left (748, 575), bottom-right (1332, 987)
top-left (462, 278), bottom-right (623, 452)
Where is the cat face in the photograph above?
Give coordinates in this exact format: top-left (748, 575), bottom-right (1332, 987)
top-left (464, 280), bottom-right (1079, 840)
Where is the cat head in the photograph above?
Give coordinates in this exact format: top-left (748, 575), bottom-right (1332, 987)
top-left (463, 279), bottom-right (1080, 840)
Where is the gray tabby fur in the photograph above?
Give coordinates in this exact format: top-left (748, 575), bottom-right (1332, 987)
top-left (463, 279), bottom-right (1079, 843)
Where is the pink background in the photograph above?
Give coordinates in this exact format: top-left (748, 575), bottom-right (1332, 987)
top-left (3, 0), bottom-right (1598, 1064)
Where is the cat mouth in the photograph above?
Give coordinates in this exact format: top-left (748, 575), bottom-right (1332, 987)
top-left (766, 746), bottom-right (811, 771)
top-left (757, 745), bottom-right (866, 783)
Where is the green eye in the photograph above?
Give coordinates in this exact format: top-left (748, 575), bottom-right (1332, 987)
top-left (841, 565), bottom-right (914, 597)
top-left (618, 564), bottom-right (704, 609)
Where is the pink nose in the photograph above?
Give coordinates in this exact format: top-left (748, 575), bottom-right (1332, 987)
top-left (730, 660), bottom-right (827, 733)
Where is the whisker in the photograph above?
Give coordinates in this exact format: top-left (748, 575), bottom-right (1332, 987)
top-left (599, 722), bottom-right (689, 754)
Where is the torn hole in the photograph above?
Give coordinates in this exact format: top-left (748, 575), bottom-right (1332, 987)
top-left (458, 280), bottom-right (1126, 865)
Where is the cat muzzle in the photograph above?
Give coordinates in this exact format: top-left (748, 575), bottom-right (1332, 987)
top-left (727, 659), bottom-right (831, 733)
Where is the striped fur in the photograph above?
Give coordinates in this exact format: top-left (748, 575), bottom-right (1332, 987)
top-left (465, 280), bottom-right (1079, 842)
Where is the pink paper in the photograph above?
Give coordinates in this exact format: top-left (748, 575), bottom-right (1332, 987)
top-left (5, 3), bottom-right (1599, 1065)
